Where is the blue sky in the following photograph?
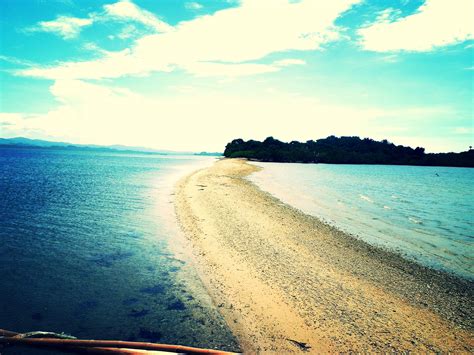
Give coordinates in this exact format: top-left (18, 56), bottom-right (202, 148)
top-left (0, 0), bottom-right (472, 152)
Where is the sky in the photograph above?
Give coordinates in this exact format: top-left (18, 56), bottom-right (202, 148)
top-left (0, 0), bottom-right (473, 152)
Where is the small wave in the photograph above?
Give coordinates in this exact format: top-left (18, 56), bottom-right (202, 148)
top-left (391, 195), bottom-right (398, 199)
top-left (359, 194), bottom-right (373, 203)
top-left (383, 205), bottom-right (391, 210)
top-left (408, 217), bottom-right (423, 225)
top-left (413, 228), bottom-right (436, 236)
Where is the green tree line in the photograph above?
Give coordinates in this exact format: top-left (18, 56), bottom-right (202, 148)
top-left (223, 136), bottom-right (474, 167)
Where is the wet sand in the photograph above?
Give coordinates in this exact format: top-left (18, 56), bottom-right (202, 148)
top-left (175, 158), bottom-right (473, 353)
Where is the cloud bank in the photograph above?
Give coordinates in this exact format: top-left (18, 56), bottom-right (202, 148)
top-left (0, 79), bottom-right (458, 152)
top-left (19, 0), bottom-right (360, 79)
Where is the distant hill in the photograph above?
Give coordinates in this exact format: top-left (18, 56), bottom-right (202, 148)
top-left (224, 136), bottom-right (474, 168)
top-left (0, 137), bottom-right (194, 155)
top-left (194, 151), bottom-right (222, 156)
top-left (0, 137), bottom-right (71, 147)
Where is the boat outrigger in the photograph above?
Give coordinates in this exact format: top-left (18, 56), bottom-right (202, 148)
top-left (0, 329), bottom-right (236, 354)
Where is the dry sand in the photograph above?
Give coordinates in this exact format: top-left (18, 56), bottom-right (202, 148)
top-left (175, 158), bottom-right (473, 353)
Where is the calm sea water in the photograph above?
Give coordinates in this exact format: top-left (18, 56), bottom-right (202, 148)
top-left (0, 147), bottom-right (238, 353)
top-left (249, 162), bottom-right (474, 280)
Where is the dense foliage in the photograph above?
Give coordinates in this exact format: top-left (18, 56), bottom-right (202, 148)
top-left (224, 136), bottom-right (474, 167)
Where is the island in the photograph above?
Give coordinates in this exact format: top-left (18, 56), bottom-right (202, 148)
top-left (224, 136), bottom-right (474, 167)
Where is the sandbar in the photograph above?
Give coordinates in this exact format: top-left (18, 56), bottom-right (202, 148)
top-left (175, 158), bottom-right (473, 353)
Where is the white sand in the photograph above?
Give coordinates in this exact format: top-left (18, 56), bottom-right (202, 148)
top-left (175, 158), bottom-right (473, 353)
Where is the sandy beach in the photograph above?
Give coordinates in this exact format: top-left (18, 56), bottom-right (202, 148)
top-left (175, 158), bottom-right (473, 353)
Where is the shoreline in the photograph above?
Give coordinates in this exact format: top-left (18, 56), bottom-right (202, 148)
top-left (174, 158), bottom-right (473, 352)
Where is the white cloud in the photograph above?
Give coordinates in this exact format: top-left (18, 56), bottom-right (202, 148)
top-left (358, 0), bottom-right (474, 52)
top-left (183, 61), bottom-right (279, 77)
top-left (0, 113), bottom-right (26, 125)
top-left (453, 127), bottom-right (472, 134)
top-left (19, 0), bottom-right (359, 79)
top-left (103, 0), bottom-right (173, 33)
top-left (81, 42), bottom-right (105, 53)
top-left (185, 2), bottom-right (203, 10)
top-left (373, 8), bottom-right (402, 23)
top-left (379, 54), bottom-right (399, 63)
top-left (117, 24), bottom-right (138, 39)
top-left (0, 55), bottom-right (35, 67)
top-left (0, 80), bottom-right (459, 152)
top-left (274, 59), bottom-right (306, 67)
top-left (30, 15), bottom-right (93, 39)
top-left (27, 0), bottom-right (172, 41)
top-left (19, 48), bottom-right (172, 80)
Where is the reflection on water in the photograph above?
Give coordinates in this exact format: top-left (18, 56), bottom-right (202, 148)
top-left (249, 162), bottom-right (474, 280)
top-left (0, 147), bottom-right (238, 353)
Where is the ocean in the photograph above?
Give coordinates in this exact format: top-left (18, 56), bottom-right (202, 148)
top-left (0, 147), bottom-right (238, 353)
top-left (249, 162), bottom-right (473, 280)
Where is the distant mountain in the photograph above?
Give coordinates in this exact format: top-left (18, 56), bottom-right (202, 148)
top-left (194, 151), bottom-right (223, 156)
top-left (104, 144), bottom-right (193, 155)
top-left (224, 136), bottom-right (474, 168)
top-left (0, 137), bottom-right (71, 147)
top-left (0, 137), bottom-right (193, 155)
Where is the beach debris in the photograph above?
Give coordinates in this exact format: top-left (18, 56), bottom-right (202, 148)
top-left (286, 338), bottom-right (311, 351)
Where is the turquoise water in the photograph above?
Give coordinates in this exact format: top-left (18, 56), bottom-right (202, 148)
top-left (249, 162), bottom-right (474, 280)
top-left (0, 147), bottom-right (238, 352)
